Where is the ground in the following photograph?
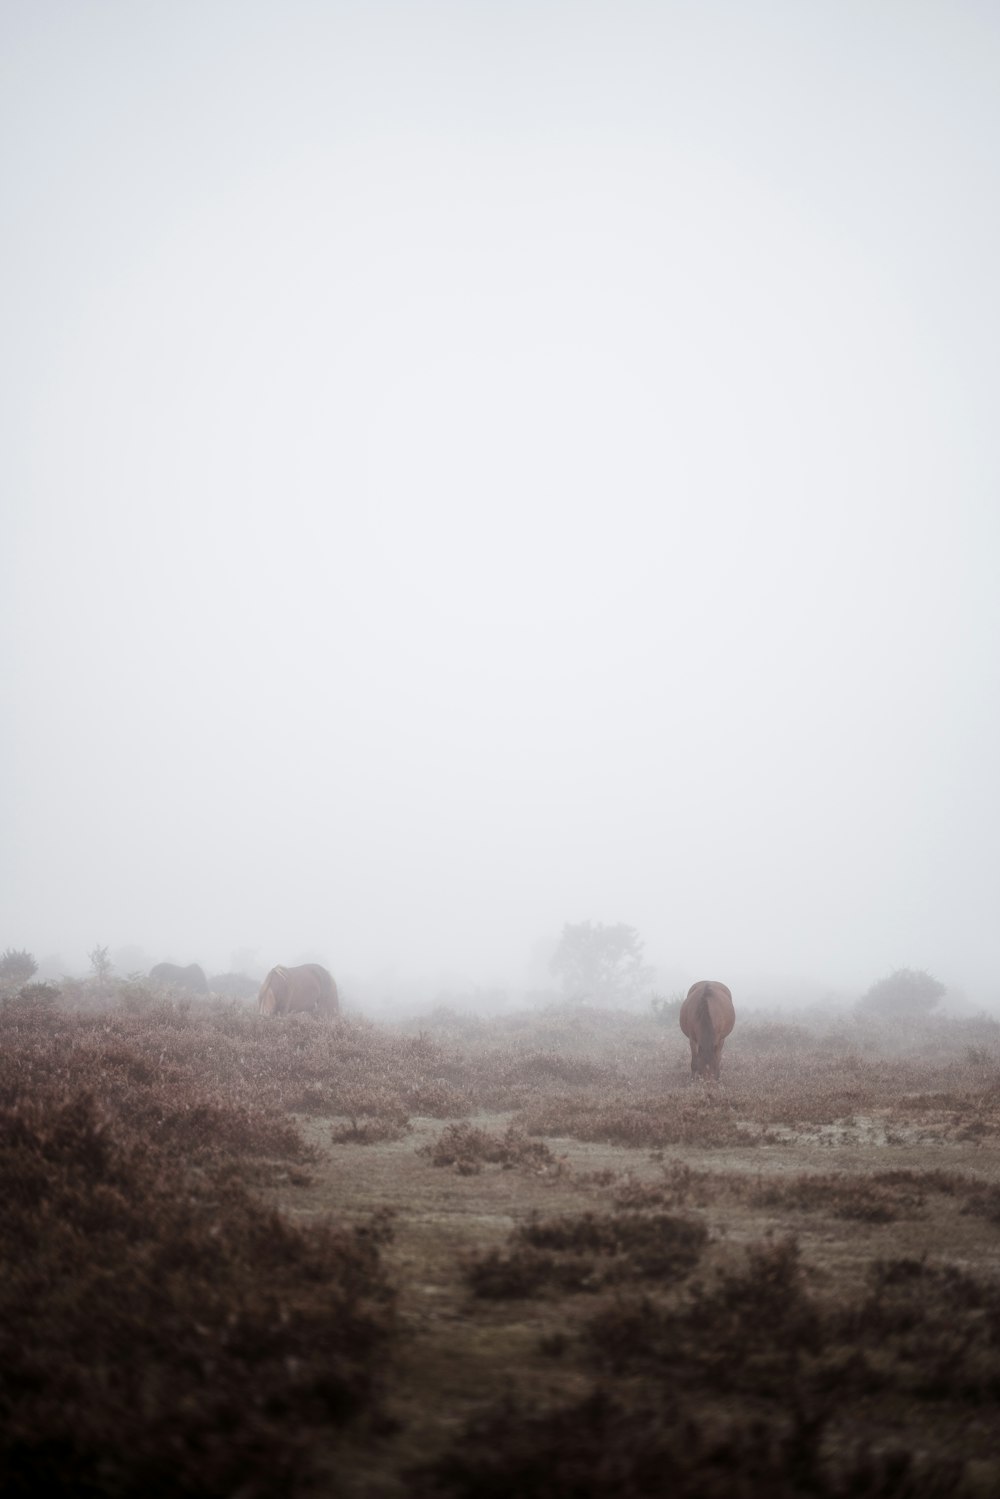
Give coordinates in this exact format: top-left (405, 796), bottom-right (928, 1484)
top-left (3, 993), bottom-right (1000, 1496)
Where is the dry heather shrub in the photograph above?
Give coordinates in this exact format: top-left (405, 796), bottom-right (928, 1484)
top-left (467, 1049), bottom-right (622, 1110)
top-left (587, 1238), bottom-right (823, 1393)
top-left (0, 1011), bottom-right (311, 1168)
top-left (518, 1091), bottom-right (758, 1149)
top-left (0, 1088), bottom-right (396, 1497)
top-left (834, 1257), bottom-right (1000, 1403)
top-left (585, 1233), bottom-right (1000, 1428)
top-left (0, 1004), bottom-right (479, 1150)
top-left (610, 1163), bottom-right (977, 1221)
top-left (521, 1210), bottom-right (708, 1277)
top-left (1, 980), bottom-right (60, 1013)
top-left (466, 1210), bottom-right (707, 1298)
top-left (960, 1182), bottom-right (1000, 1221)
top-left (412, 1385), bottom-right (968, 1499)
top-left (465, 1244), bottom-right (601, 1298)
top-left (725, 1053), bottom-right (882, 1129)
top-left (749, 1172), bottom-right (929, 1223)
top-left (613, 1161), bottom-right (696, 1210)
top-left (404, 1077), bottom-right (475, 1116)
top-left (421, 1121), bottom-right (562, 1175)
top-left (331, 1114), bottom-right (410, 1144)
top-left (736, 1021), bottom-right (814, 1054)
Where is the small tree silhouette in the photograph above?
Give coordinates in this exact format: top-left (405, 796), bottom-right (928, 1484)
top-left (89, 945), bottom-right (114, 982)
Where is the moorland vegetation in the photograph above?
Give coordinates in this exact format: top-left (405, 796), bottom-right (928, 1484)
top-left (1, 964), bottom-right (999, 1496)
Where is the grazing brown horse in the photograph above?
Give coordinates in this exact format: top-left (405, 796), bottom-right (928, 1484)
top-left (257, 963), bottom-right (339, 1019)
top-left (679, 981), bottom-right (735, 1080)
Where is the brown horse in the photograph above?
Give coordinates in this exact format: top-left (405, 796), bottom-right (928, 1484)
top-left (257, 963), bottom-right (339, 1019)
top-left (679, 981), bottom-right (735, 1080)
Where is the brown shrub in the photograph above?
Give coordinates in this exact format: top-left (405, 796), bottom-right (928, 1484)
top-left (465, 1245), bottom-right (602, 1298)
top-left (520, 1209), bottom-right (707, 1278)
top-left (420, 1122), bottom-right (562, 1175)
top-left (466, 1210), bottom-right (706, 1298)
top-left (613, 1161), bottom-right (696, 1210)
top-left (834, 1257), bottom-right (1000, 1401)
top-left (960, 1182), bottom-right (1000, 1221)
top-left (0, 1090), bottom-right (396, 1497)
top-left (412, 1385), bottom-right (968, 1498)
top-left (331, 1116), bottom-right (410, 1144)
top-left (518, 1092), bottom-right (758, 1149)
top-left (586, 1237), bottom-right (822, 1392)
top-left (749, 1172), bottom-right (922, 1223)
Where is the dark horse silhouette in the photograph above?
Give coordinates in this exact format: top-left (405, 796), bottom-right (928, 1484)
top-left (149, 962), bottom-right (208, 995)
top-left (679, 980), bottom-right (735, 1079)
top-left (257, 963), bottom-right (339, 1019)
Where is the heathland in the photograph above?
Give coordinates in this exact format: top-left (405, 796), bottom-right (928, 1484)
top-left (3, 978), bottom-right (1000, 1497)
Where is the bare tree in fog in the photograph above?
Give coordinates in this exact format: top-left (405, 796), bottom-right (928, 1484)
top-left (88, 945), bottom-right (113, 982)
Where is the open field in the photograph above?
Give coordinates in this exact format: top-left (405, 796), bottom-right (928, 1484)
top-left (3, 985), bottom-right (1000, 1496)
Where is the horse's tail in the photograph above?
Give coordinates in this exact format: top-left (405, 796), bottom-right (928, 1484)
top-left (696, 993), bottom-right (717, 1058)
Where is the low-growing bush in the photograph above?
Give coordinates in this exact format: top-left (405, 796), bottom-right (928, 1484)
top-left (520, 1209), bottom-right (708, 1278)
top-left (466, 1244), bottom-right (601, 1298)
top-left (421, 1121), bottom-right (562, 1175)
top-left (586, 1237), bottom-right (822, 1390)
top-left (518, 1092), bottom-right (759, 1149)
top-left (412, 1385), bottom-right (969, 1498)
top-left (465, 1209), bottom-right (707, 1297)
top-left (1, 980), bottom-right (60, 1013)
top-left (331, 1115), bottom-right (410, 1144)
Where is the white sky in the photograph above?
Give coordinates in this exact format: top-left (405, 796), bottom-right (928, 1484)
top-left (3, 1), bottom-right (999, 1002)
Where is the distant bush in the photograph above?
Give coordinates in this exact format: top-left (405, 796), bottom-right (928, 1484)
top-left (857, 968), bottom-right (946, 1019)
top-left (650, 994), bottom-right (684, 1026)
top-left (0, 949), bottom-right (37, 985)
top-left (1, 981), bottom-right (60, 1014)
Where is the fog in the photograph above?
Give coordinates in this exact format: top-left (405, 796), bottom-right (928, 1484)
top-left (3, 3), bottom-right (999, 1009)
